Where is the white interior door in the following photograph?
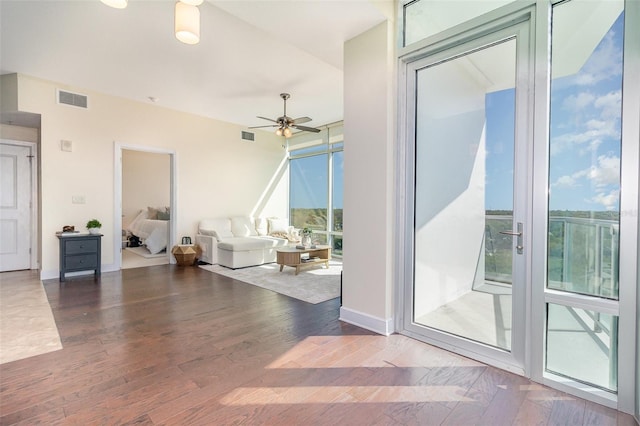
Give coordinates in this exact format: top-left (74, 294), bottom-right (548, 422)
top-left (0, 142), bottom-right (34, 271)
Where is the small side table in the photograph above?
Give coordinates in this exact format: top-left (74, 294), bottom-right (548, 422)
top-left (57, 233), bottom-right (102, 282)
top-left (171, 244), bottom-right (202, 266)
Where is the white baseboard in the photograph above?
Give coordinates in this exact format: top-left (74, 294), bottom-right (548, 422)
top-left (40, 264), bottom-right (118, 281)
top-left (339, 306), bottom-right (394, 336)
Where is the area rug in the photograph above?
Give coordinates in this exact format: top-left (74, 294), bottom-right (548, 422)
top-left (125, 246), bottom-right (167, 259)
top-left (199, 260), bottom-right (342, 304)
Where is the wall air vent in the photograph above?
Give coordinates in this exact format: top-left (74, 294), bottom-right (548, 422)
top-left (57, 89), bottom-right (88, 109)
top-left (241, 131), bottom-right (255, 142)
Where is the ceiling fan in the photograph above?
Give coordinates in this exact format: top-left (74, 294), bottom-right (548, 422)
top-left (249, 93), bottom-right (321, 137)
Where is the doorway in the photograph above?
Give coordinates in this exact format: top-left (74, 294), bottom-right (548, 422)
top-left (401, 17), bottom-right (532, 374)
top-left (114, 144), bottom-right (176, 270)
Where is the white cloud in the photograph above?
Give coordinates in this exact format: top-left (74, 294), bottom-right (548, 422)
top-left (552, 175), bottom-right (579, 188)
top-left (566, 31), bottom-right (623, 87)
top-left (588, 189), bottom-right (620, 211)
top-left (550, 118), bottom-right (620, 156)
top-left (562, 92), bottom-right (595, 111)
top-left (594, 90), bottom-right (622, 119)
top-left (552, 155), bottom-right (620, 210)
top-left (587, 154), bottom-right (620, 188)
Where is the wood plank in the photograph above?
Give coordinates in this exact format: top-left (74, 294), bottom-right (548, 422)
top-left (0, 266), bottom-right (635, 425)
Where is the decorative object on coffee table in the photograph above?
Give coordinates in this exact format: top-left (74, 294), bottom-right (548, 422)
top-left (301, 227), bottom-right (313, 247)
top-left (171, 244), bottom-right (201, 266)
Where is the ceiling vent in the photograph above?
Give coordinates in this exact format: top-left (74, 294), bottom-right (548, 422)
top-left (57, 89), bottom-right (88, 109)
top-left (241, 131), bottom-right (255, 142)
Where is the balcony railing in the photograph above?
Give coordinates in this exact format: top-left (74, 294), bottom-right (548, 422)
top-left (484, 214), bottom-right (619, 299)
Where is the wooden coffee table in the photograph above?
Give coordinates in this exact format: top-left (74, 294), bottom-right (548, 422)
top-left (276, 245), bottom-right (331, 275)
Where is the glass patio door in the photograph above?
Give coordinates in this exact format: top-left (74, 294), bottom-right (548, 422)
top-left (403, 19), bottom-right (532, 373)
top-left (399, 0), bottom-right (638, 411)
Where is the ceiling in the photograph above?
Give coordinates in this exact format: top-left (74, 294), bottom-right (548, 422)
top-left (0, 0), bottom-right (391, 129)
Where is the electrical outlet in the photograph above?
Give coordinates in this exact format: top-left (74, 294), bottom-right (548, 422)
top-left (72, 195), bottom-right (85, 204)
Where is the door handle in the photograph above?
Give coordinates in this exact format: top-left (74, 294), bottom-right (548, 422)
top-left (499, 222), bottom-right (523, 254)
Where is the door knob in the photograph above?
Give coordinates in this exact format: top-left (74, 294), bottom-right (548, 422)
top-left (499, 222), bottom-right (523, 254)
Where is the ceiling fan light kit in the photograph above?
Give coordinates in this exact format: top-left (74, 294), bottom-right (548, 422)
top-left (100, 0), bottom-right (127, 9)
top-left (175, 1), bottom-right (200, 45)
top-left (250, 93), bottom-right (321, 138)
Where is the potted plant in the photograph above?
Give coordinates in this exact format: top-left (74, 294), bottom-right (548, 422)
top-left (86, 219), bottom-right (102, 234)
top-left (301, 227), bottom-right (313, 246)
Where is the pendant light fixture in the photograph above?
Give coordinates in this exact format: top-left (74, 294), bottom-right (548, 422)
top-left (100, 0), bottom-right (127, 8)
top-left (178, 0), bottom-right (203, 5)
top-left (175, 1), bottom-right (200, 45)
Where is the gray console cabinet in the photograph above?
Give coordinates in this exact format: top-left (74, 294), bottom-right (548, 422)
top-left (57, 234), bottom-right (102, 281)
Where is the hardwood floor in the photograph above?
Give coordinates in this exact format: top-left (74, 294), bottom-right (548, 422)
top-left (0, 265), bottom-right (636, 425)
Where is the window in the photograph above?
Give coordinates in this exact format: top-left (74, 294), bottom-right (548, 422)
top-left (544, 0), bottom-right (624, 393)
top-left (288, 124), bottom-right (343, 256)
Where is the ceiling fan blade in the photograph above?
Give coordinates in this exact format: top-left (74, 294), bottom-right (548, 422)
top-left (291, 116), bottom-right (312, 124)
top-left (293, 125), bottom-right (321, 133)
top-left (256, 116), bottom-right (278, 123)
top-left (248, 124), bottom-right (278, 129)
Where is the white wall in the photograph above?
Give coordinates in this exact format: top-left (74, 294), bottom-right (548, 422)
top-left (0, 124), bottom-right (38, 143)
top-left (8, 73), bottom-right (288, 278)
top-left (341, 19), bottom-right (396, 334)
top-left (122, 150), bottom-right (170, 220)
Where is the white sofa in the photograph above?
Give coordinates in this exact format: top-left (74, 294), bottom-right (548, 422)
top-left (196, 216), bottom-right (299, 269)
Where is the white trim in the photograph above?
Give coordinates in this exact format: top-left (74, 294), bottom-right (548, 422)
top-left (114, 143), bottom-right (177, 270)
top-left (529, 0), bottom-right (553, 391)
top-left (339, 306), bottom-right (394, 336)
top-left (617, 0), bottom-right (640, 413)
top-left (544, 289), bottom-right (620, 315)
top-left (402, 328), bottom-right (526, 376)
top-left (542, 372), bottom-right (618, 409)
top-left (398, 10), bottom-right (534, 376)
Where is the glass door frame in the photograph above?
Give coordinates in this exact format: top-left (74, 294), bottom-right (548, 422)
top-left (397, 4), bottom-right (536, 377)
top-left (529, 0), bottom-right (639, 411)
top-left (396, 0), bottom-right (639, 413)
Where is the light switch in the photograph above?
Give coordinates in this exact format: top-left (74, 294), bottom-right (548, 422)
top-left (72, 195), bottom-right (85, 204)
top-left (61, 140), bottom-right (73, 152)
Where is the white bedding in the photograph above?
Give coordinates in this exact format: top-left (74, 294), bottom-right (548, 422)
top-left (126, 210), bottom-right (169, 254)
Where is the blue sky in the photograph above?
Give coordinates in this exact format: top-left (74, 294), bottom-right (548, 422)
top-left (290, 151), bottom-right (343, 209)
top-left (291, 12), bottom-right (623, 213)
top-left (486, 12), bottom-right (623, 212)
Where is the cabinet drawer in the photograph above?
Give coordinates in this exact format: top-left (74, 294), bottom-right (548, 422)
top-left (65, 239), bottom-right (98, 254)
top-left (64, 254), bottom-right (98, 270)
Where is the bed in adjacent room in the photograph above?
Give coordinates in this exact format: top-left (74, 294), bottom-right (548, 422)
top-left (125, 207), bottom-right (170, 257)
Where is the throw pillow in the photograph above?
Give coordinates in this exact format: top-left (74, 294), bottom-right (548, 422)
top-left (231, 216), bottom-right (257, 237)
top-left (147, 206), bottom-right (160, 220)
top-left (268, 218), bottom-right (289, 235)
top-left (199, 219), bottom-right (234, 240)
top-left (157, 211), bottom-right (170, 220)
top-left (255, 217), bottom-right (268, 236)
top-left (145, 227), bottom-right (166, 255)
